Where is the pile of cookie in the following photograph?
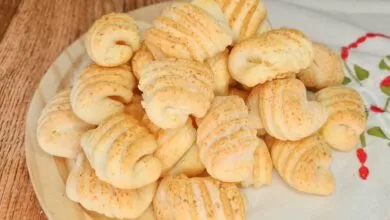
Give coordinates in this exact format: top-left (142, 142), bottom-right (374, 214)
top-left (37, 1), bottom-right (366, 219)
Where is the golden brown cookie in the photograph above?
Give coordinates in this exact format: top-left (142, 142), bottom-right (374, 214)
top-left (144, 3), bottom-right (233, 62)
top-left (269, 134), bottom-right (335, 196)
top-left (153, 174), bottom-right (246, 220)
top-left (197, 96), bottom-right (258, 182)
top-left (66, 153), bottom-right (157, 219)
top-left (81, 113), bottom-right (162, 189)
top-left (138, 58), bottom-right (214, 129)
top-left (298, 43), bottom-right (344, 90)
top-left (315, 86), bottom-right (366, 151)
top-left (229, 28), bottom-right (313, 87)
top-left (70, 64), bottom-right (135, 125)
top-left (37, 89), bottom-right (93, 158)
top-left (192, 0), bottom-right (271, 42)
top-left (85, 13), bottom-right (141, 67)
top-left (250, 78), bottom-right (328, 141)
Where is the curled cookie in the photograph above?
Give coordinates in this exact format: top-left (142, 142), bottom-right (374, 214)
top-left (131, 43), bottom-right (155, 80)
top-left (138, 58), bottom-right (214, 129)
top-left (298, 43), bottom-right (344, 90)
top-left (85, 13), bottom-right (141, 67)
top-left (229, 28), bottom-right (313, 87)
top-left (251, 78), bottom-right (328, 141)
top-left (315, 86), bottom-right (366, 151)
top-left (153, 174), bottom-right (246, 220)
top-left (197, 96), bottom-right (257, 182)
top-left (241, 138), bottom-right (272, 188)
top-left (37, 89), bottom-right (93, 158)
top-left (192, 0), bottom-right (270, 42)
top-left (269, 134), bottom-right (335, 196)
top-left (206, 49), bottom-right (232, 95)
top-left (66, 153), bottom-right (157, 219)
top-left (144, 3), bottom-right (233, 62)
top-left (70, 64), bottom-right (135, 125)
top-left (142, 116), bottom-right (205, 177)
top-left (81, 113), bottom-right (162, 189)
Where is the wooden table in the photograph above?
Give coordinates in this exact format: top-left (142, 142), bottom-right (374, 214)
top-left (0, 1), bottom-right (169, 219)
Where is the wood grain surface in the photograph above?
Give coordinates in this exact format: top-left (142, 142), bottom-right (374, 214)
top-left (0, 1), bottom-right (169, 219)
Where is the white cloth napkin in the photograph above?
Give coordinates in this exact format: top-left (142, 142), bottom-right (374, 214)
top-left (271, 0), bottom-right (390, 34)
top-left (244, 1), bottom-right (390, 220)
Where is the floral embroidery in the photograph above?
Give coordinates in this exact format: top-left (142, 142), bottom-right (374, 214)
top-left (340, 33), bottom-right (390, 180)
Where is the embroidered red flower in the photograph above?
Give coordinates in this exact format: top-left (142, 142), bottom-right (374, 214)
top-left (380, 76), bottom-right (390, 99)
top-left (359, 165), bottom-right (369, 180)
top-left (380, 76), bottom-right (390, 87)
top-left (356, 148), bottom-right (367, 164)
top-left (341, 47), bottom-right (349, 60)
top-left (370, 105), bottom-right (385, 113)
top-left (356, 36), bottom-right (367, 44)
top-left (348, 42), bottom-right (358, 49)
top-left (341, 33), bottom-right (390, 182)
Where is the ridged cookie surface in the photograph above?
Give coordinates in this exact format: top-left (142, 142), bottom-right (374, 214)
top-left (70, 64), bottom-right (135, 125)
top-left (66, 153), bottom-right (157, 219)
top-left (250, 78), bottom-right (328, 141)
top-left (269, 134), bottom-right (335, 196)
top-left (229, 28), bottom-right (313, 87)
top-left (192, 0), bottom-right (270, 42)
top-left (315, 86), bottom-right (366, 151)
top-left (197, 96), bottom-right (257, 182)
top-left (298, 43), bottom-right (344, 90)
top-left (144, 3), bottom-right (233, 62)
top-left (153, 174), bottom-right (246, 220)
top-left (37, 89), bottom-right (93, 158)
top-left (85, 13), bottom-right (141, 67)
top-left (139, 58), bottom-right (214, 129)
top-left (81, 113), bottom-right (162, 189)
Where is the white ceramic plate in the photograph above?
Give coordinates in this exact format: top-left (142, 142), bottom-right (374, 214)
top-left (25, 1), bottom-right (390, 219)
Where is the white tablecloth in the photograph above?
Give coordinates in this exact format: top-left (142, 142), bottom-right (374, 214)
top-left (268, 0), bottom-right (390, 34)
top-left (243, 1), bottom-right (390, 220)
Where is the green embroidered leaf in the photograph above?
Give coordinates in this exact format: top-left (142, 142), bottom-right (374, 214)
top-left (360, 133), bottom-right (366, 147)
top-left (367, 127), bottom-right (388, 140)
top-left (379, 59), bottom-right (390, 71)
top-left (386, 55), bottom-right (390, 60)
top-left (381, 86), bottom-right (390, 96)
top-left (342, 76), bottom-right (351, 85)
top-left (354, 65), bottom-right (369, 81)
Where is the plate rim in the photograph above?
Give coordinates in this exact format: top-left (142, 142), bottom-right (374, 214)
top-left (24, 2), bottom-right (177, 220)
